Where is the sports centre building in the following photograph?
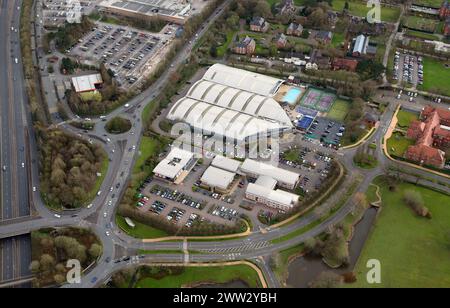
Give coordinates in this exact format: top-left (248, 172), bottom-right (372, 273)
top-left (166, 64), bottom-right (294, 143)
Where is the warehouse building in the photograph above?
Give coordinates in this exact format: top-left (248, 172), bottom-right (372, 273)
top-left (71, 74), bottom-right (103, 93)
top-left (240, 159), bottom-right (300, 190)
top-left (98, 0), bottom-right (192, 24)
top-left (153, 147), bottom-right (195, 183)
top-left (211, 155), bottom-right (242, 173)
top-left (166, 64), bottom-right (293, 143)
top-left (200, 166), bottom-right (236, 194)
top-left (245, 183), bottom-right (299, 211)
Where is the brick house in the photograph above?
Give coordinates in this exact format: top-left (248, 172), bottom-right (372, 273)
top-left (275, 33), bottom-right (288, 49)
top-left (439, 0), bottom-right (450, 19)
top-left (286, 23), bottom-right (303, 36)
top-left (331, 58), bottom-right (358, 72)
top-left (233, 36), bottom-right (256, 55)
top-left (444, 17), bottom-right (450, 37)
top-left (250, 17), bottom-right (269, 33)
top-left (314, 31), bottom-right (333, 44)
top-left (405, 106), bottom-right (450, 168)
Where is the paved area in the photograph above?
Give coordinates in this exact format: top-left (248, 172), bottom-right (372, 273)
top-left (69, 21), bottom-right (177, 88)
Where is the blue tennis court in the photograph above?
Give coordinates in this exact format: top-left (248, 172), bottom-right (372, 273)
top-left (296, 116), bottom-right (314, 130)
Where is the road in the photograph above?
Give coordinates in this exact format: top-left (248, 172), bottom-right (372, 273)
top-left (0, 0), bottom-right (32, 284)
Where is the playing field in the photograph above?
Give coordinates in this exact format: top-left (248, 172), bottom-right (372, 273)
top-left (417, 57), bottom-right (450, 97)
top-left (326, 99), bottom-right (350, 121)
top-left (412, 0), bottom-right (443, 8)
top-left (299, 88), bottom-right (337, 112)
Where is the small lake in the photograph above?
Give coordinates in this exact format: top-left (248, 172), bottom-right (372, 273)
top-left (286, 207), bottom-right (378, 287)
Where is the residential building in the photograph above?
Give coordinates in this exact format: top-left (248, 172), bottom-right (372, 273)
top-left (331, 58), bottom-right (358, 72)
top-left (153, 148), bottom-right (196, 182)
top-left (280, 0), bottom-right (296, 15)
top-left (250, 17), bottom-right (269, 33)
top-left (405, 106), bottom-right (450, 168)
top-left (275, 33), bottom-right (288, 49)
top-left (286, 23), bottom-right (303, 36)
top-left (233, 36), bottom-right (256, 55)
top-left (444, 17), bottom-right (450, 36)
top-left (439, 0), bottom-right (450, 19)
top-left (314, 31), bottom-right (333, 44)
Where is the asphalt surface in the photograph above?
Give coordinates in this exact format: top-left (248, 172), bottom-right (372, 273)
top-left (0, 0), bottom-right (32, 283)
top-left (1, 0), bottom-right (449, 289)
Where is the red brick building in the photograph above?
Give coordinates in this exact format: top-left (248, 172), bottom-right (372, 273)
top-left (331, 58), bottom-right (358, 72)
top-left (439, 1), bottom-right (450, 19)
top-left (405, 106), bottom-right (450, 168)
top-left (233, 36), bottom-right (256, 55)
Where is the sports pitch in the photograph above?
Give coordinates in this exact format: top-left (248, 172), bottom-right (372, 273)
top-left (298, 88), bottom-right (337, 112)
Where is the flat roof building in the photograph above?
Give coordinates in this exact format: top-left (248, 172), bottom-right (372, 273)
top-left (153, 147), bottom-right (195, 182)
top-left (200, 166), bottom-right (236, 193)
top-left (246, 183), bottom-right (299, 211)
top-left (71, 74), bottom-right (103, 93)
top-left (211, 155), bottom-right (242, 173)
top-left (240, 159), bottom-right (300, 189)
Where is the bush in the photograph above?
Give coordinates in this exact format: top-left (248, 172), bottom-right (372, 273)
top-left (403, 190), bottom-right (432, 218)
top-left (105, 117), bottom-right (132, 134)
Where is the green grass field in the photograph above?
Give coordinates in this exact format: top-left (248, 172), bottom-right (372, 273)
top-left (412, 0), bottom-right (443, 8)
top-left (332, 0), bottom-right (401, 23)
top-left (327, 99), bottom-right (350, 122)
top-left (405, 29), bottom-right (440, 41)
top-left (85, 156), bottom-right (109, 205)
top-left (351, 180), bottom-right (450, 288)
top-left (133, 136), bottom-right (160, 174)
top-left (417, 57), bottom-right (450, 97)
top-left (135, 265), bottom-right (262, 288)
top-left (404, 16), bottom-right (438, 33)
top-left (387, 132), bottom-right (415, 157)
top-left (396, 109), bottom-right (419, 128)
top-left (116, 215), bottom-right (168, 239)
top-left (331, 32), bottom-right (345, 47)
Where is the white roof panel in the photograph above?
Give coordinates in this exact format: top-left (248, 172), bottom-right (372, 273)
top-left (240, 159), bottom-right (299, 186)
top-left (201, 166), bottom-right (236, 190)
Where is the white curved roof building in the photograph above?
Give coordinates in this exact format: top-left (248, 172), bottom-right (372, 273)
top-left (167, 64), bottom-right (292, 142)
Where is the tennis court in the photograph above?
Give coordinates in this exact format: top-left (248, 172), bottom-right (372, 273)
top-left (299, 88), bottom-right (337, 112)
top-left (326, 99), bottom-right (350, 121)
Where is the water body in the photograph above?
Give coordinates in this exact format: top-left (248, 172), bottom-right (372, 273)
top-left (286, 207), bottom-right (378, 288)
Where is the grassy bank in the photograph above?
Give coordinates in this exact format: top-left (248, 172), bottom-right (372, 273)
top-left (350, 179), bottom-right (450, 287)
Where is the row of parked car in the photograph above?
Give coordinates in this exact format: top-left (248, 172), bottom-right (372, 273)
top-left (211, 205), bottom-right (238, 221)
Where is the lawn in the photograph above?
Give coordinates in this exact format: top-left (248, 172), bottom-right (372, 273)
top-left (135, 264), bottom-right (262, 288)
top-left (217, 31), bottom-right (236, 57)
top-left (116, 215), bottom-right (168, 239)
top-left (351, 179), bottom-right (450, 287)
top-left (283, 148), bottom-right (301, 163)
top-left (396, 109), bottom-right (419, 128)
top-left (331, 32), bottom-right (345, 48)
top-left (404, 16), bottom-right (438, 33)
top-left (332, 0), bottom-right (401, 23)
top-left (133, 136), bottom-right (160, 174)
top-left (405, 29), bottom-right (439, 41)
top-left (417, 57), bottom-right (450, 97)
top-left (85, 155), bottom-right (109, 206)
top-left (386, 132), bottom-right (415, 157)
top-left (412, 0), bottom-right (443, 8)
top-left (326, 99), bottom-right (350, 122)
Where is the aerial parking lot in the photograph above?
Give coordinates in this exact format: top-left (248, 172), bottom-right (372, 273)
top-left (42, 0), bottom-right (101, 27)
top-left (392, 50), bottom-right (423, 87)
top-left (69, 22), bottom-right (177, 88)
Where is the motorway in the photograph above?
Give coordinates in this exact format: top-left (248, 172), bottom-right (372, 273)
top-left (0, 0), bottom-right (31, 284)
top-left (1, 0), bottom-right (450, 288)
